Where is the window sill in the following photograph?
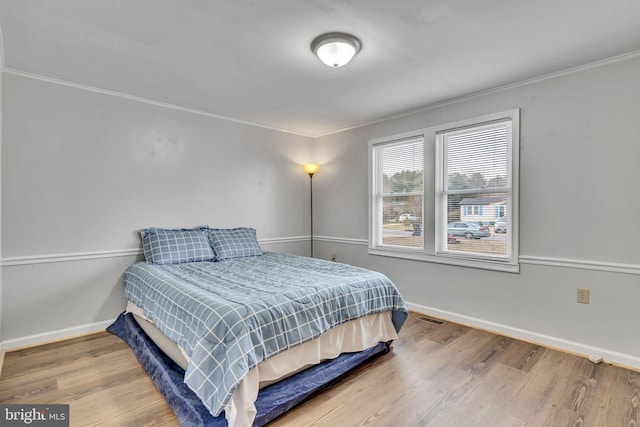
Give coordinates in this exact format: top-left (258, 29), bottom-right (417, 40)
top-left (368, 247), bottom-right (520, 273)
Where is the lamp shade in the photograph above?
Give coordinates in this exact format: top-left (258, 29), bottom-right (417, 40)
top-left (302, 163), bottom-right (320, 176)
top-left (311, 33), bottom-right (361, 68)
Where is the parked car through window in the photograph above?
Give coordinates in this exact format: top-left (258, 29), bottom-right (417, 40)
top-left (447, 222), bottom-right (491, 239)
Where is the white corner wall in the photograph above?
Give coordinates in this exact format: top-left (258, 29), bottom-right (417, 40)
top-left (312, 55), bottom-right (640, 368)
top-left (0, 72), bottom-right (313, 347)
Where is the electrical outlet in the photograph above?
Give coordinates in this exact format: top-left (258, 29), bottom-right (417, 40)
top-left (331, 253), bottom-right (337, 262)
top-left (577, 288), bottom-right (590, 304)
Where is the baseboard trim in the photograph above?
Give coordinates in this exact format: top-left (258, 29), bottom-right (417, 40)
top-left (406, 302), bottom-right (640, 372)
top-left (1, 318), bottom-right (117, 352)
top-left (3, 306), bottom-right (639, 374)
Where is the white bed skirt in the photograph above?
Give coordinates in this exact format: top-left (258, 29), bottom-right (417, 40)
top-left (126, 301), bottom-right (398, 427)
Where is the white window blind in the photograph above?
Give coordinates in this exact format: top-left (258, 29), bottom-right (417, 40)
top-left (372, 137), bottom-right (424, 250)
top-left (445, 125), bottom-right (508, 191)
top-left (438, 120), bottom-right (513, 260)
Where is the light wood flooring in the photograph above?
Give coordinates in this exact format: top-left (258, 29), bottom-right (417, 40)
top-left (1, 312), bottom-right (638, 426)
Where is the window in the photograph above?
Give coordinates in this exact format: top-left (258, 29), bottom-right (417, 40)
top-left (370, 136), bottom-right (424, 250)
top-left (436, 117), bottom-right (515, 262)
top-left (369, 110), bottom-right (519, 272)
top-left (465, 205), bottom-right (480, 215)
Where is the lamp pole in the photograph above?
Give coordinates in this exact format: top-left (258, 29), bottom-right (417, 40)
top-left (309, 173), bottom-right (314, 258)
top-left (302, 164), bottom-right (320, 258)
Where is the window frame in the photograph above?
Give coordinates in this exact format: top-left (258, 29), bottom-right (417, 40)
top-left (369, 133), bottom-right (425, 252)
top-left (368, 109), bottom-right (520, 273)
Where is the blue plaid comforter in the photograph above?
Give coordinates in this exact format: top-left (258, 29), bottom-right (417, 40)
top-left (123, 252), bottom-right (408, 417)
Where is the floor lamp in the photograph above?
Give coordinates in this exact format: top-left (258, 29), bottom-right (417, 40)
top-left (302, 164), bottom-right (320, 257)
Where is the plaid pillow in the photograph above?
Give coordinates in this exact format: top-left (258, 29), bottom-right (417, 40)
top-left (204, 227), bottom-right (263, 261)
top-left (141, 228), bottom-right (215, 264)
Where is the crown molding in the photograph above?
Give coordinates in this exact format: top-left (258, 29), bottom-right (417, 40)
top-left (314, 50), bottom-right (640, 138)
top-left (4, 50), bottom-right (640, 139)
top-left (1, 68), bottom-right (315, 138)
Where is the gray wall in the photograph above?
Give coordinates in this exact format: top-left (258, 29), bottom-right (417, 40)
top-left (2, 54), bottom-right (639, 369)
top-left (312, 55), bottom-right (640, 367)
top-left (1, 72), bottom-right (312, 345)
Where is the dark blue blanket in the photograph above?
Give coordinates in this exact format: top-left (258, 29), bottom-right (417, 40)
top-left (107, 312), bottom-right (390, 426)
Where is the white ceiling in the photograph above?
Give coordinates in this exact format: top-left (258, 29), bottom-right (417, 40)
top-left (1, 1), bottom-right (639, 137)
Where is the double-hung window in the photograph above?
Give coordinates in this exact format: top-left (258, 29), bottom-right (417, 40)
top-left (370, 135), bottom-right (424, 251)
top-left (369, 110), bottom-right (519, 272)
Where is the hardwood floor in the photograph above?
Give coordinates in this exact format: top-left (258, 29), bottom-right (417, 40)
top-left (1, 312), bottom-right (638, 426)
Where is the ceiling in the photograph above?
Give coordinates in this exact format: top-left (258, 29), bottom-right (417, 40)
top-left (1, 1), bottom-right (639, 137)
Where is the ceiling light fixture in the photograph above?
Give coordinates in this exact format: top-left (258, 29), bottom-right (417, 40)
top-left (311, 32), bottom-right (361, 68)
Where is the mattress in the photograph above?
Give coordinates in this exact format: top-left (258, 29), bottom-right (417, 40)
top-left (127, 301), bottom-right (399, 426)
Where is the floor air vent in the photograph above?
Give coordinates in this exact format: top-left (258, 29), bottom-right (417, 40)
top-left (417, 316), bottom-right (446, 326)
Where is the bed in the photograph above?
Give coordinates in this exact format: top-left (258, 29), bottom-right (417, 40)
top-left (113, 227), bottom-right (408, 426)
